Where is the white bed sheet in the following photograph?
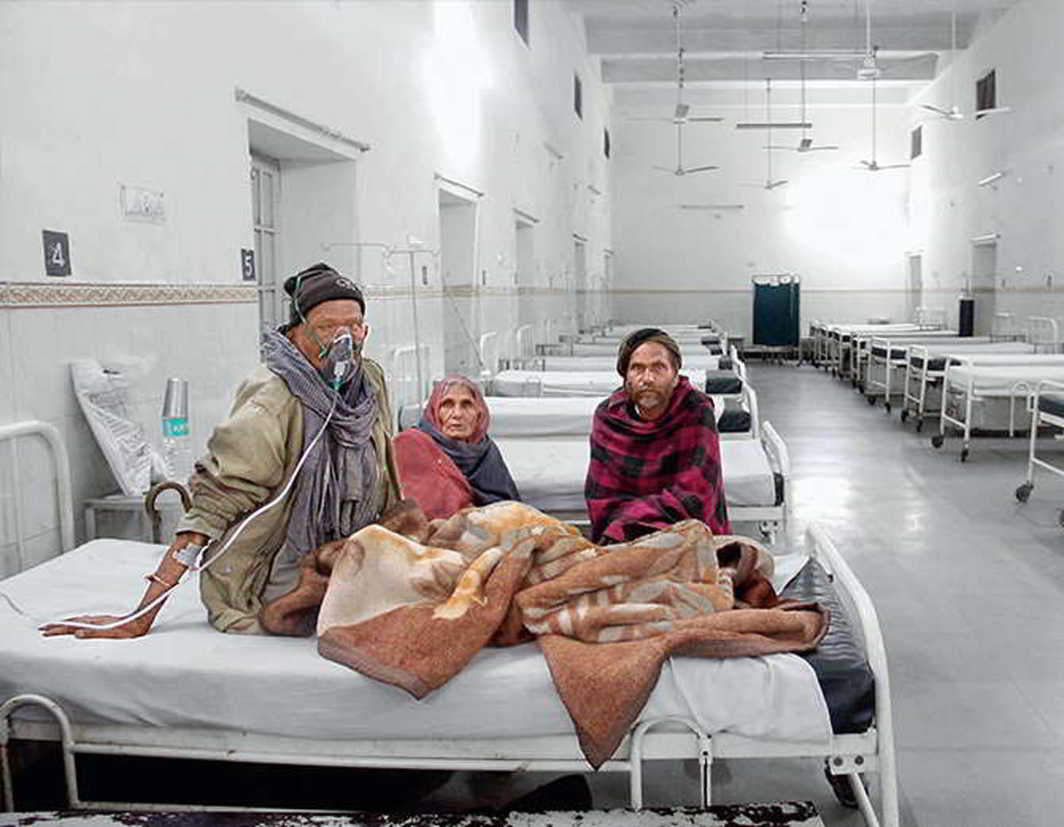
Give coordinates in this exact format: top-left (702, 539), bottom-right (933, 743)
top-left (491, 368), bottom-right (706, 397)
top-left (946, 362), bottom-right (1064, 395)
top-left (540, 355), bottom-right (722, 372)
top-left (496, 437), bottom-right (776, 512)
top-left (0, 540), bottom-right (830, 746)
top-left (569, 343), bottom-right (716, 357)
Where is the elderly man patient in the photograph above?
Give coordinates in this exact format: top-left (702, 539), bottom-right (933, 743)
top-left (394, 375), bottom-right (520, 520)
top-left (43, 262), bottom-right (400, 639)
top-left (584, 327), bottom-right (731, 544)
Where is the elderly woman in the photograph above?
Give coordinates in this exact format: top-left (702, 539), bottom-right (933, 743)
top-left (394, 375), bottom-right (520, 520)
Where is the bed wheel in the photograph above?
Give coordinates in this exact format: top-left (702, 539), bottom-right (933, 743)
top-left (1058, 509), bottom-right (1064, 529)
top-left (931, 435), bottom-right (944, 449)
top-left (1016, 482), bottom-right (1033, 503)
top-left (960, 448), bottom-right (969, 462)
top-left (900, 409), bottom-right (909, 423)
top-left (857, 383), bottom-right (865, 394)
top-left (884, 401), bottom-right (892, 414)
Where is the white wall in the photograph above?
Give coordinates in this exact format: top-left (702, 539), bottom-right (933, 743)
top-left (610, 83), bottom-right (916, 337)
top-left (907, 0), bottom-right (1064, 335)
top-left (0, 0), bottom-right (612, 563)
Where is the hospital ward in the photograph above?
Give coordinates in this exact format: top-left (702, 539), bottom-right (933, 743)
top-left (2, 1), bottom-right (1063, 825)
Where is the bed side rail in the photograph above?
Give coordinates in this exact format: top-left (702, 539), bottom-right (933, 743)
top-left (1026, 316), bottom-right (1060, 353)
top-left (913, 306), bottom-right (946, 330)
top-left (0, 421), bottom-right (75, 576)
top-left (806, 524), bottom-right (899, 827)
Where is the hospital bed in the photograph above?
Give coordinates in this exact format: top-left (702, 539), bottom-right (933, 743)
top-left (560, 340), bottom-right (725, 357)
top-left (487, 368), bottom-right (708, 398)
top-left (930, 355), bottom-right (1064, 461)
top-left (819, 309), bottom-right (948, 382)
top-left (859, 314), bottom-right (1044, 408)
top-left (399, 381), bottom-right (762, 442)
top-left (1015, 379), bottom-right (1064, 525)
top-left (900, 341), bottom-right (1040, 429)
top-left (494, 418), bottom-right (789, 542)
top-left (0, 419), bottom-right (898, 826)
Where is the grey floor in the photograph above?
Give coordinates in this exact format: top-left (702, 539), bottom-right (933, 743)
top-left (423, 361), bottom-right (1064, 825)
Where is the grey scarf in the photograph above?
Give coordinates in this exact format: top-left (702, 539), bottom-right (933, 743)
top-left (262, 330), bottom-right (380, 558)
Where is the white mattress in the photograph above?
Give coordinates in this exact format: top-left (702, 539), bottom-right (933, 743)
top-left (497, 436), bottom-right (777, 513)
top-left (540, 355), bottom-right (722, 372)
top-left (569, 343), bottom-right (716, 357)
top-left (946, 362), bottom-right (1064, 395)
top-left (919, 341), bottom-right (1035, 358)
top-left (491, 368), bottom-right (706, 397)
top-left (0, 540), bottom-right (830, 746)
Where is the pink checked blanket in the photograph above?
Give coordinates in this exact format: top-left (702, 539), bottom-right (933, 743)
top-left (264, 501), bottom-right (828, 768)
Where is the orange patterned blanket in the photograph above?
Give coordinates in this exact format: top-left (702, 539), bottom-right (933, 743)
top-left (283, 502), bottom-right (828, 767)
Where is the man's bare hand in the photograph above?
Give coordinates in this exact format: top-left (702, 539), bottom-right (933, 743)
top-left (40, 614), bottom-right (150, 639)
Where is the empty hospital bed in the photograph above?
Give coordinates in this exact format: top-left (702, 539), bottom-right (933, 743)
top-left (1015, 379), bottom-right (1064, 524)
top-left (900, 316), bottom-right (1061, 430)
top-left (0, 420), bottom-right (898, 825)
top-left (931, 355), bottom-right (1064, 461)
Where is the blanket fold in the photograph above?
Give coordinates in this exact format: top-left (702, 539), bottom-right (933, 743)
top-left (314, 502), bottom-right (828, 768)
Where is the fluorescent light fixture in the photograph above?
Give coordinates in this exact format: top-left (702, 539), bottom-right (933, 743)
top-left (736, 122), bottom-right (812, 130)
top-left (978, 171), bottom-right (1007, 187)
top-left (762, 50), bottom-right (867, 60)
top-left (679, 204), bottom-right (746, 211)
top-left (970, 232), bottom-right (1001, 246)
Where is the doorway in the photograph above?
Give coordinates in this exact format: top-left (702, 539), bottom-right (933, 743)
top-left (574, 238), bottom-right (588, 333)
top-left (439, 189), bottom-right (479, 374)
top-left (251, 153), bottom-right (282, 332)
top-left (907, 254), bottom-right (923, 323)
top-left (971, 242), bottom-right (998, 336)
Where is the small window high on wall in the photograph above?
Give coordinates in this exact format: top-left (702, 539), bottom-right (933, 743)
top-left (976, 69), bottom-right (996, 118)
top-left (574, 73), bottom-right (583, 119)
top-left (910, 125), bottom-right (922, 159)
top-left (514, 0), bottom-right (529, 45)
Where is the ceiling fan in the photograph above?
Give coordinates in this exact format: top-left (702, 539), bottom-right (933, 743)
top-left (858, 75), bottom-right (909, 172)
top-left (766, 2), bottom-right (839, 153)
top-left (744, 79), bottom-right (789, 190)
top-left (920, 7), bottom-right (1011, 121)
top-left (632, 4), bottom-right (724, 126)
top-left (649, 3), bottom-right (721, 176)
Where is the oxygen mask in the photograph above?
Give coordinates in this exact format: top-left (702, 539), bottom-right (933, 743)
top-left (321, 329), bottom-right (359, 389)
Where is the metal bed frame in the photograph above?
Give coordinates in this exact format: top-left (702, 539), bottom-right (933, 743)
top-left (1014, 378), bottom-right (1064, 525)
top-left (0, 421), bottom-right (75, 577)
top-left (859, 310), bottom-right (1025, 410)
top-left (0, 420), bottom-right (897, 825)
top-left (813, 308), bottom-right (948, 382)
top-left (1, 524), bottom-right (897, 826)
top-left (930, 354), bottom-right (1064, 462)
top-left (902, 316), bottom-right (1058, 433)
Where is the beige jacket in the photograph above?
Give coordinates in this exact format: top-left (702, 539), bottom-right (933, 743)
top-left (176, 358), bottom-right (399, 634)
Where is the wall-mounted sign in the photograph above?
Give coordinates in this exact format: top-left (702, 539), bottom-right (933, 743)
top-left (42, 230), bottom-right (71, 277)
top-left (241, 248), bottom-right (256, 282)
top-left (119, 184), bottom-right (166, 224)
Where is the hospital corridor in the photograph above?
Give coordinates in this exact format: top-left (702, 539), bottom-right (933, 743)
top-left (3, 1), bottom-right (1064, 825)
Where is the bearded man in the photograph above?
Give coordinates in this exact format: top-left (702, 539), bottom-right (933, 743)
top-left (584, 327), bottom-right (731, 544)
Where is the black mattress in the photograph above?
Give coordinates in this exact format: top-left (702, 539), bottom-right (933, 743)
top-left (717, 410), bottom-right (751, 433)
top-left (1038, 392), bottom-right (1064, 419)
top-left (870, 344), bottom-right (906, 359)
top-left (704, 375), bottom-right (743, 395)
top-left (908, 354), bottom-right (949, 372)
top-left (779, 558), bottom-right (876, 735)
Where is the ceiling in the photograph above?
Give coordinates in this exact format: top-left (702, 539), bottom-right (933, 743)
top-left (567, 0), bottom-right (1023, 90)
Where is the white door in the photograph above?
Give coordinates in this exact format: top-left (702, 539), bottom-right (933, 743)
top-left (251, 153), bottom-right (283, 332)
